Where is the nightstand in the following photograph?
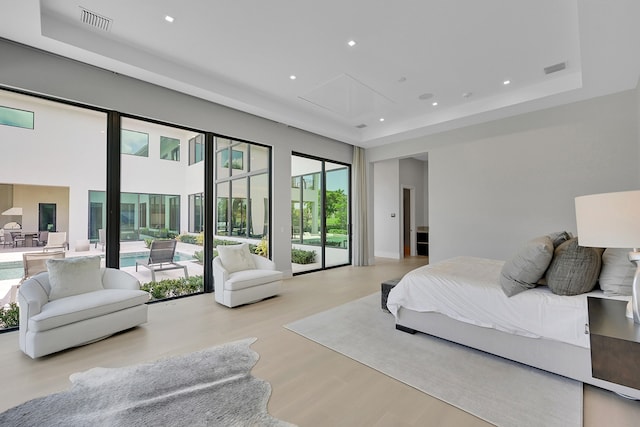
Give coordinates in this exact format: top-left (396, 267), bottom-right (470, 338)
top-left (587, 297), bottom-right (640, 390)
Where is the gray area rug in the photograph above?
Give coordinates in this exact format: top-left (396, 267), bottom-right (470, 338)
top-left (0, 337), bottom-right (294, 427)
top-left (285, 293), bottom-right (583, 427)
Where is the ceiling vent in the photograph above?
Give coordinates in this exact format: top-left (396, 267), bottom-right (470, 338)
top-left (544, 62), bottom-right (567, 75)
top-left (355, 124), bottom-right (367, 129)
top-left (80, 7), bottom-right (112, 32)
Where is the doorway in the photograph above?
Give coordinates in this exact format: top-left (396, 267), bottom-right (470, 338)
top-left (402, 186), bottom-right (415, 257)
top-left (38, 203), bottom-right (56, 232)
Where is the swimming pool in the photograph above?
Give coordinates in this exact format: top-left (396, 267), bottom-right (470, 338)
top-left (0, 252), bottom-right (194, 280)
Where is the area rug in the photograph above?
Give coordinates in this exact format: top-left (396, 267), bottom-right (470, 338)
top-left (285, 293), bottom-right (582, 427)
top-left (0, 338), bottom-right (294, 427)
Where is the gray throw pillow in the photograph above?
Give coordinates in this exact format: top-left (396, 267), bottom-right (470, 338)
top-left (547, 231), bottom-right (571, 248)
top-left (599, 248), bottom-right (635, 296)
top-left (546, 238), bottom-right (604, 296)
top-left (500, 235), bottom-right (554, 297)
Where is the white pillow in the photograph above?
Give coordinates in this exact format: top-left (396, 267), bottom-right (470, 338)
top-left (599, 248), bottom-right (636, 296)
top-left (47, 256), bottom-right (104, 301)
top-left (217, 243), bottom-right (256, 273)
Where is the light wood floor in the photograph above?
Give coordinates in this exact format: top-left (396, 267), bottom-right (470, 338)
top-left (1, 256), bottom-right (639, 426)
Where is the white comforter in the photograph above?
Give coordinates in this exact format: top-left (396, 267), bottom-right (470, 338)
top-left (386, 256), bottom-right (605, 348)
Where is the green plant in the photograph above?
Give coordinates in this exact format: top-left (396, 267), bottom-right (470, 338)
top-left (291, 248), bottom-right (316, 264)
top-left (0, 303), bottom-right (19, 328)
top-left (193, 250), bottom-right (204, 263)
top-left (144, 238), bottom-right (153, 248)
top-left (254, 237), bottom-right (268, 257)
top-left (140, 275), bottom-right (204, 301)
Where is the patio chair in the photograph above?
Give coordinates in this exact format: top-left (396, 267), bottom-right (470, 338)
top-left (2, 231), bottom-right (24, 248)
top-left (95, 228), bottom-right (105, 251)
top-left (135, 239), bottom-right (188, 282)
top-left (20, 250), bottom-right (66, 283)
top-left (34, 230), bottom-right (48, 247)
top-left (43, 231), bottom-right (68, 251)
top-left (5, 250), bottom-right (67, 304)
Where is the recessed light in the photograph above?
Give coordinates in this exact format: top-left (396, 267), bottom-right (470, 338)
top-left (503, 80), bottom-right (511, 85)
top-left (348, 40), bottom-right (357, 47)
top-left (379, 118), bottom-right (385, 122)
top-left (432, 101), bottom-right (438, 106)
top-left (165, 15), bottom-right (174, 23)
top-left (289, 75), bottom-right (297, 80)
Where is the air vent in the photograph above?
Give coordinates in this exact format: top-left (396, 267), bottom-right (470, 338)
top-left (544, 62), bottom-right (567, 75)
top-left (80, 7), bottom-right (112, 32)
top-left (355, 124), bottom-right (367, 129)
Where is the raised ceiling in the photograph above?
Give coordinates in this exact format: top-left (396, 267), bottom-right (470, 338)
top-left (1, 0), bottom-right (639, 148)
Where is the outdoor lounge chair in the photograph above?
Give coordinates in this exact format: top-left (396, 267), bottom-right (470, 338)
top-left (135, 239), bottom-right (188, 282)
top-left (4, 250), bottom-right (66, 305)
top-left (43, 231), bottom-right (68, 251)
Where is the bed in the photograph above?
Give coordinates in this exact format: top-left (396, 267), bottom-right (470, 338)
top-left (386, 255), bottom-right (640, 399)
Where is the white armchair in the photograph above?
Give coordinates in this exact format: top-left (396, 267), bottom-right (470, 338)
top-left (18, 263), bottom-right (149, 358)
top-left (212, 244), bottom-right (282, 308)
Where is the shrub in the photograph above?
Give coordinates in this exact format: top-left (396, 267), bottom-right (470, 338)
top-left (254, 237), bottom-right (268, 257)
top-left (140, 275), bottom-right (204, 301)
top-left (144, 238), bottom-right (153, 248)
top-left (178, 234), bottom-right (198, 244)
top-left (0, 303), bottom-right (19, 328)
top-left (291, 248), bottom-right (316, 264)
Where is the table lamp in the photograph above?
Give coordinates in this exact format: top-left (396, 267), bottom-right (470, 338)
top-left (575, 190), bottom-right (640, 323)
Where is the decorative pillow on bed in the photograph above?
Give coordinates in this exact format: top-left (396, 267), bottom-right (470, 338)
top-left (500, 235), bottom-right (554, 297)
top-left (599, 248), bottom-right (635, 296)
top-left (545, 238), bottom-right (603, 296)
top-left (547, 231), bottom-right (572, 248)
top-left (47, 256), bottom-right (103, 301)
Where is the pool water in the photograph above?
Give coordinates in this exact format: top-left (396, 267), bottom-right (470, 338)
top-left (0, 252), bottom-right (194, 280)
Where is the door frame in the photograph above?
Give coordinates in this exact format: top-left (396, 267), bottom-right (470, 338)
top-left (401, 185), bottom-right (416, 257)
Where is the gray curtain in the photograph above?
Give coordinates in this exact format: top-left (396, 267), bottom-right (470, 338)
top-left (352, 146), bottom-right (369, 266)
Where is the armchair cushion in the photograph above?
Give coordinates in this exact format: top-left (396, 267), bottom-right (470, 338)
top-left (47, 256), bottom-right (103, 301)
top-left (217, 243), bottom-right (256, 273)
top-left (226, 269), bottom-right (284, 291)
top-left (29, 289), bottom-right (149, 332)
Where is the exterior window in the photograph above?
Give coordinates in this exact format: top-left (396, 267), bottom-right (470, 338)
top-left (189, 134), bottom-right (204, 165)
top-left (150, 195), bottom-right (165, 229)
top-left (189, 193), bottom-right (204, 233)
top-left (160, 136), bottom-right (180, 161)
top-left (0, 105), bottom-right (34, 129)
top-left (215, 139), bottom-right (270, 243)
top-left (121, 129), bottom-right (149, 157)
top-left (88, 191), bottom-right (179, 241)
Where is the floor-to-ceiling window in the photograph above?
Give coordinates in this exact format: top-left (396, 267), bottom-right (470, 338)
top-left (0, 86), bottom-right (274, 330)
top-left (0, 88), bottom-right (106, 329)
top-left (215, 138), bottom-right (271, 252)
top-left (291, 154), bottom-right (351, 273)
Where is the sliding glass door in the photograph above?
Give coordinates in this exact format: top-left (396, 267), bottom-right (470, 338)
top-left (291, 154), bottom-right (350, 273)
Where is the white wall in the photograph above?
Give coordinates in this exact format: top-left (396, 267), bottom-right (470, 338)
top-left (0, 39), bottom-right (353, 276)
top-left (373, 159), bottom-right (400, 258)
top-left (369, 89), bottom-right (639, 263)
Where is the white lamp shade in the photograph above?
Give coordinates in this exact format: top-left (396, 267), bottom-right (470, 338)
top-left (575, 190), bottom-right (640, 248)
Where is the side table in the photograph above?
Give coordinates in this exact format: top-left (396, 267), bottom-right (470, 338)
top-left (381, 278), bottom-right (401, 311)
top-left (588, 296), bottom-right (640, 391)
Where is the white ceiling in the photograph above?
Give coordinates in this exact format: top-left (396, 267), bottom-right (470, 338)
top-left (1, 0), bottom-right (639, 148)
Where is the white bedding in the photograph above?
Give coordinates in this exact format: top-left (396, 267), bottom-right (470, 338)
top-left (386, 256), bottom-right (613, 349)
